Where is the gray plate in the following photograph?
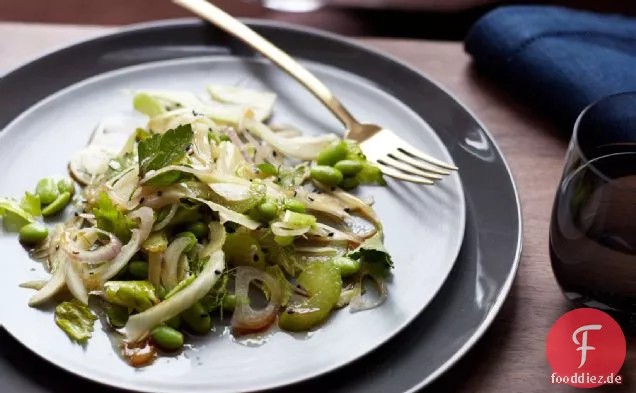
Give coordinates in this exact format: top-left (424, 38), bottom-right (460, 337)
top-left (0, 19), bottom-right (521, 393)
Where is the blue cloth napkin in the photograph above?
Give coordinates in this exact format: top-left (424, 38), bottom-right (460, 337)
top-left (465, 6), bottom-right (636, 132)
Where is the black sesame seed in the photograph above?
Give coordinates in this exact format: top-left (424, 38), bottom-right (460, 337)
top-left (331, 187), bottom-right (335, 191)
top-left (208, 127), bottom-right (212, 132)
top-left (277, 177), bottom-right (281, 183)
top-left (272, 151), bottom-right (278, 157)
top-left (253, 254), bottom-right (259, 262)
top-left (185, 143), bottom-right (193, 152)
top-left (55, 245), bottom-right (60, 251)
top-left (157, 191), bottom-right (163, 197)
top-left (344, 207), bottom-right (351, 213)
top-left (287, 309), bottom-right (295, 314)
top-left (214, 270), bottom-right (222, 275)
top-left (308, 196), bottom-right (315, 202)
top-left (199, 313), bottom-right (208, 318)
top-left (139, 197), bottom-right (145, 203)
top-left (72, 251), bottom-right (79, 255)
top-left (328, 232), bottom-right (334, 237)
top-left (89, 272), bottom-right (94, 275)
top-left (74, 212), bottom-right (79, 217)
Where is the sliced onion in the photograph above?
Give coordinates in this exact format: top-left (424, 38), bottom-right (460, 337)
top-left (162, 236), bottom-right (194, 289)
top-left (63, 228), bottom-right (123, 263)
top-left (106, 166), bottom-right (141, 210)
top-left (270, 222), bottom-right (310, 237)
top-left (141, 165), bottom-right (214, 185)
top-left (192, 197), bottom-right (261, 230)
top-left (199, 222), bottom-right (226, 259)
top-left (66, 260), bottom-right (89, 304)
top-left (140, 185), bottom-right (184, 209)
top-left (227, 124), bottom-right (252, 163)
top-left (19, 280), bottom-right (47, 290)
top-left (177, 254), bottom-right (189, 282)
top-left (308, 223), bottom-right (363, 246)
top-left (124, 250), bottom-right (225, 342)
top-left (28, 225), bottom-right (67, 306)
top-left (93, 207), bottom-right (155, 285)
top-left (231, 266), bottom-right (282, 332)
top-left (153, 204), bottom-right (178, 231)
top-left (350, 272), bottom-right (388, 313)
top-left (314, 182), bottom-right (381, 227)
top-left (293, 246), bottom-right (340, 256)
top-left (28, 256), bottom-right (66, 307)
top-left (295, 188), bottom-right (351, 221)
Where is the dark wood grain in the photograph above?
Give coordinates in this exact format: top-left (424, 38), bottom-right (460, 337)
top-left (1, 23), bottom-right (634, 393)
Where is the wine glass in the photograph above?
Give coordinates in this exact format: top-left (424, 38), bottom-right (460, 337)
top-left (550, 92), bottom-right (636, 328)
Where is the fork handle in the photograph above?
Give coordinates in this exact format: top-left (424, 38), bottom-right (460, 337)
top-left (174, 0), bottom-right (360, 132)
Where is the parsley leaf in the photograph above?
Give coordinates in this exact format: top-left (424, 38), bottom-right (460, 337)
top-left (137, 124), bottom-right (194, 177)
top-left (93, 192), bottom-right (137, 242)
top-left (347, 231), bottom-right (393, 269)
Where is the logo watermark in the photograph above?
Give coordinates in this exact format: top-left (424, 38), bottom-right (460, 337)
top-left (546, 309), bottom-right (626, 388)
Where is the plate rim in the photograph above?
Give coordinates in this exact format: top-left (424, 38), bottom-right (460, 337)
top-left (0, 18), bottom-right (522, 392)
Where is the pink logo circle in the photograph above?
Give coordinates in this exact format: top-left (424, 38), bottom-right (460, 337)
top-left (546, 308), bottom-right (626, 388)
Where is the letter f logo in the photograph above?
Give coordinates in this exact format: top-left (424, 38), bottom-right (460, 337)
top-left (572, 324), bottom-right (602, 368)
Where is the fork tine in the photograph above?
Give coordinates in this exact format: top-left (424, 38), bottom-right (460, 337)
top-left (379, 157), bottom-right (443, 180)
top-left (389, 151), bottom-right (451, 176)
top-left (375, 163), bottom-right (435, 185)
top-left (397, 147), bottom-right (458, 171)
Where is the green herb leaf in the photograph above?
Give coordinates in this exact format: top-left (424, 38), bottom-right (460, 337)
top-left (137, 124), bottom-right (194, 177)
top-left (20, 192), bottom-right (41, 217)
top-left (93, 192), bottom-right (137, 242)
top-left (55, 299), bottom-right (97, 342)
top-left (347, 231), bottom-right (393, 269)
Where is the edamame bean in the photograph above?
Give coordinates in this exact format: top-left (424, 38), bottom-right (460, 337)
top-left (151, 325), bottom-right (184, 351)
top-left (57, 178), bottom-right (75, 196)
top-left (166, 315), bottom-right (182, 329)
top-left (317, 141), bottom-right (348, 166)
top-left (18, 222), bottom-right (48, 245)
top-left (128, 260), bottom-right (149, 279)
top-left (339, 177), bottom-right (360, 190)
top-left (283, 198), bottom-right (305, 213)
top-left (35, 178), bottom-right (59, 205)
top-left (334, 160), bottom-right (363, 176)
top-left (310, 166), bottom-right (343, 187)
top-left (256, 200), bottom-right (279, 221)
top-left (41, 192), bottom-right (71, 216)
top-left (332, 256), bottom-right (360, 277)
top-left (181, 301), bottom-right (212, 334)
top-left (187, 222), bottom-right (209, 240)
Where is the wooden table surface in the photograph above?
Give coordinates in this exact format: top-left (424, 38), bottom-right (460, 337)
top-left (1, 22), bottom-right (634, 393)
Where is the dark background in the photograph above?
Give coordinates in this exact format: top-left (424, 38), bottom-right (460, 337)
top-left (2, 0), bottom-right (636, 40)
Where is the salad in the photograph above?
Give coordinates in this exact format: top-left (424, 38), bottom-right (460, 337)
top-left (0, 85), bottom-right (393, 366)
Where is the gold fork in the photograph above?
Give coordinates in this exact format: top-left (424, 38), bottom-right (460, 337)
top-left (174, 0), bottom-right (458, 184)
